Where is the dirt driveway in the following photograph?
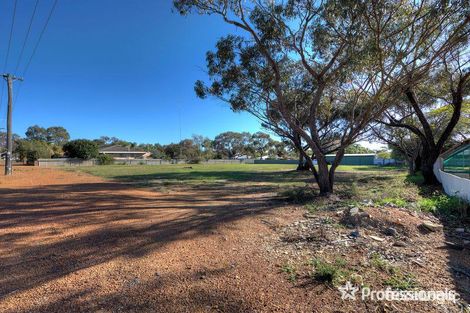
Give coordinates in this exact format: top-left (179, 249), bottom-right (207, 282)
top-left (0, 166), bottom-right (316, 313)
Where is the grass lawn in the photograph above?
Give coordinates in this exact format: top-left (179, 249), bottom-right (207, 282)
top-left (69, 163), bottom-right (465, 216)
top-left (69, 163), bottom-right (402, 188)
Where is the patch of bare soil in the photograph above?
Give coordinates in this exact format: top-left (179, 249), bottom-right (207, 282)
top-left (0, 167), bottom-right (468, 312)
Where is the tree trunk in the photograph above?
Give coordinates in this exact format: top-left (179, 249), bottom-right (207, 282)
top-left (316, 155), bottom-right (332, 195)
top-left (420, 150), bottom-right (439, 185)
top-left (296, 152), bottom-right (309, 171)
top-left (408, 159), bottom-right (415, 175)
top-left (414, 155), bottom-right (421, 172)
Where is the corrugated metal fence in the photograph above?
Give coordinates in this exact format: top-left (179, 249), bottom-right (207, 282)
top-left (434, 157), bottom-right (470, 203)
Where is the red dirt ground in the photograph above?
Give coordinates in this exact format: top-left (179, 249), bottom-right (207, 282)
top-left (0, 167), bottom-right (309, 313)
top-left (0, 167), bottom-right (468, 313)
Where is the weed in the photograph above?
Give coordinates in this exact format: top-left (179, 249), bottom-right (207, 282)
top-left (280, 188), bottom-right (317, 204)
top-left (305, 203), bottom-right (319, 214)
top-left (375, 197), bottom-right (408, 208)
top-left (311, 258), bottom-right (349, 285)
top-left (418, 194), bottom-right (467, 216)
top-left (370, 253), bottom-right (390, 272)
top-left (281, 263), bottom-right (297, 282)
top-left (349, 182), bottom-right (359, 198)
top-left (384, 270), bottom-right (418, 290)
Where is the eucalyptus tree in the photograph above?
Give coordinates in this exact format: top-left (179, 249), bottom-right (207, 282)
top-left (370, 0), bottom-right (470, 184)
top-left (372, 124), bottom-right (422, 174)
top-left (379, 54), bottom-right (470, 183)
top-left (177, 0), bottom-right (397, 194)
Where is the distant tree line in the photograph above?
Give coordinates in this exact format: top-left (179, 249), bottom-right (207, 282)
top-left (3, 125), bottom-right (315, 163)
top-left (94, 131), bottom-right (295, 162)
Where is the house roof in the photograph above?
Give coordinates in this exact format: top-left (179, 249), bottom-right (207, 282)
top-left (99, 145), bottom-right (147, 153)
top-left (440, 139), bottom-right (470, 159)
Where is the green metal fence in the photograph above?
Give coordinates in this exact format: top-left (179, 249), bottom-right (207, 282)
top-left (443, 144), bottom-right (470, 174)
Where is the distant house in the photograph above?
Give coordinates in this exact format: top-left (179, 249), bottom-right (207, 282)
top-left (99, 145), bottom-right (151, 160)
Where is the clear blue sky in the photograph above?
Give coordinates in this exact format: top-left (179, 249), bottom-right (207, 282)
top-left (0, 0), bottom-right (263, 144)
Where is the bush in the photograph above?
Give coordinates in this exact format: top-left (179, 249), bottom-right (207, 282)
top-left (97, 154), bottom-right (114, 165)
top-left (418, 194), bottom-right (467, 215)
top-left (63, 139), bottom-right (99, 160)
top-left (311, 258), bottom-right (349, 285)
top-left (279, 187), bottom-right (316, 204)
top-left (188, 157), bottom-right (202, 164)
top-left (15, 139), bottom-right (52, 164)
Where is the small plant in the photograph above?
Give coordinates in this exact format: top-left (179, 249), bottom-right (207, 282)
top-left (97, 154), bottom-right (114, 165)
top-left (418, 194), bottom-right (467, 216)
top-left (375, 197), bottom-right (408, 208)
top-left (279, 187), bottom-right (316, 204)
top-left (305, 203), bottom-right (319, 214)
top-left (349, 182), bottom-right (359, 198)
top-left (384, 270), bottom-right (418, 290)
top-left (311, 258), bottom-right (349, 285)
top-left (370, 252), bottom-right (390, 271)
top-left (281, 263), bottom-right (297, 282)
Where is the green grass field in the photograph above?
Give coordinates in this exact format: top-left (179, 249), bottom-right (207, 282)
top-left (69, 163), bottom-right (465, 215)
top-left (70, 163), bottom-right (403, 188)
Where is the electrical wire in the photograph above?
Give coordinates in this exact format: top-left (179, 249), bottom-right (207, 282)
top-left (21, 0), bottom-right (58, 78)
top-left (3, 0), bottom-right (18, 71)
top-left (14, 0), bottom-right (59, 106)
top-left (0, 0), bottom-right (18, 123)
top-left (14, 0), bottom-right (40, 74)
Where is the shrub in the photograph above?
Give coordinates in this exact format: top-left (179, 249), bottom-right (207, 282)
top-left (311, 258), bottom-right (349, 285)
top-left (188, 157), bottom-right (202, 164)
top-left (418, 194), bottom-right (467, 215)
top-left (15, 139), bottom-right (52, 164)
top-left (63, 139), bottom-right (99, 160)
top-left (279, 187), bottom-right (316, 204)
top-left (97, 154), bottom-right (114, 165)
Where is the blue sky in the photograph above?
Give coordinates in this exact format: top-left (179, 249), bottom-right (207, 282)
top-left (0, 0), bottom-right (263, 144)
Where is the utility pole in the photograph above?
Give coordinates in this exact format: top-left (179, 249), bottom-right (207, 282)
top-left (2, 74), bottom-right (23, 175)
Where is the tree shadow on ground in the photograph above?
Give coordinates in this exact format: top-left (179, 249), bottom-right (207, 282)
top-left (110, 169), bottom-right (312, 186)
top-left (12, 265), bottom-right (259, 313)
top-left (0, 180), bottom-right (284, 300)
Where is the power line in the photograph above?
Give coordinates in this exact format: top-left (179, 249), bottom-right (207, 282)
top-left (21, 0), bottom-right (58, 78)
top-left (3, 0), bottom-right (18, 71)
top-left (0, 0), bottom-right (18, 123)
top-left (14, 0), bottom-right (59, 107)
top-left (14, 0), bottom-right (40, 73)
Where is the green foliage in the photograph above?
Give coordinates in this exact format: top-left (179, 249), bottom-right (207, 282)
top-left (280, 187), bottom-right (316, 204)
top-left (375, 197), bottom-right (408, 208)
top-left (311, 258), bottom-right (349, 285)
top-left (281, 263), bottom-right (297, 282)
top-left (384, 271), bottom-right (418, 290)
top-left (97, 154), bottom-right (114, 165)
top-left (15, 139), bottom-right (52, 164)
top-left (418, 194), bottom-right (467, 215)
top-left (370, 253), bottom-right (391, 272)
top-left (25, 125), bottom-right (47, 141)
top-left (46, 126), bottom-right (70, 145)
top-left (376, 150), bottom-right (391, 159)
top-left (63, 139), bottom-right (99, 160)
top-left (345, 144), bottom-right (374, 154)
